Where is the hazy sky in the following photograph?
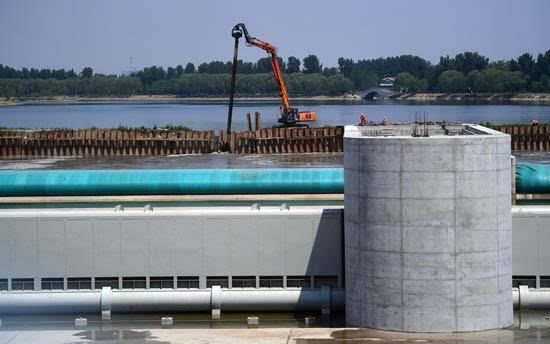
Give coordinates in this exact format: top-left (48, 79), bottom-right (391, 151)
top-left (1, 0), bottom-right (549, 74)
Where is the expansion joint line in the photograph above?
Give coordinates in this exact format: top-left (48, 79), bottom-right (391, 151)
top-left (399, 143), bottom-right (404, 330)
top-left (453, 141), bottom-right (458, 331)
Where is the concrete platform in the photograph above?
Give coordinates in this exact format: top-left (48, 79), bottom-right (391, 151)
top-left (0, 327), bottom-right (530, 343)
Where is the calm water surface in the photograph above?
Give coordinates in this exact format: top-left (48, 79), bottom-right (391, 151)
top-left (1, 101), bottom-right (550, 130)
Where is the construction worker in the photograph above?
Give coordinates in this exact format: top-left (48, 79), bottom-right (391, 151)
top-left (359, 113), bottom-right (367, 126)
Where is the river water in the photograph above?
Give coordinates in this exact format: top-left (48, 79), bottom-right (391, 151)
top-left (1, 101), bottom-right (550, 130)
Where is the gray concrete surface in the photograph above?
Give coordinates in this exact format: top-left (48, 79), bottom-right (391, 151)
top-left (512, 207), bottom-right (550, 283)
top-left (344, 124), bottom-right (513, 332)
top-left (0, 326), bottom-right (537, 344)
top-left (0, 206), bottom-right (343, 290)
top-left (0, 309), bottom-right (548, 343)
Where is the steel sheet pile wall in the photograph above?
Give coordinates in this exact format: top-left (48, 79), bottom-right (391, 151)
top-left (343, 124), bottom-right (512, 332)
top-left (0, 127), bottom-right (344, 156)
top-left (491, 124), bottom-right (550, 152)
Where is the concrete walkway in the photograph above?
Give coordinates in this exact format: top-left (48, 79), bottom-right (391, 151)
top-left (0, 327), bottom-right (529, 344)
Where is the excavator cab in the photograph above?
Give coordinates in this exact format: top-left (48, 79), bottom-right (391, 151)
top-left (274, 108), bottom-right (317, 128)
top-left (298, 111), bottom-right (317, 122)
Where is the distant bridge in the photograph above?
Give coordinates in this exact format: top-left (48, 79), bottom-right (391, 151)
top-left (357, 87), bottom-right (398, 100)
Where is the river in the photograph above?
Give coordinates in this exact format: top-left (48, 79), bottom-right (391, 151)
top-left (1, 101), bottom-right (550, 130)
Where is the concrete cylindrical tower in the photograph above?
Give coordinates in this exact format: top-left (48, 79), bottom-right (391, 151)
top-left (344, 124), bottom-right (512, 332)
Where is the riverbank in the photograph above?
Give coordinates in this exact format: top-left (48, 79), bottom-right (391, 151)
top-left (391, 92), bottom-right (550, 104)
top-left (0, 94), bottom-right (362, 106)
top-left (0, 93), bottom-right (550, 106)
top-left (3, 92), bottom-right (550, 106)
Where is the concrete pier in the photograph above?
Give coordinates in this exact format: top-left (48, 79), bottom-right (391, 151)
top-left (344, 124), bottom-right (512, 332)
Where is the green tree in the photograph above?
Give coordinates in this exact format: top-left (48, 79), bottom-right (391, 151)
top-left (516, 53), bottom-right (536, 81)
top-left (482, 68), bottom-right (528, 92)
top-left (453, 52), bottom-right (489, 75)
top-left (175, 65), bottom-right (184, 76)
top-left (337, 57), bottom-right (354, 78)
top-left (323, 67), bottom-right (338, 77)
top-left (184, 63), bottom-right (195, 73)
top-left (166, 67), bottom-right (177, 79)
top-left (255, 57), bottom-right (272, 73)
top-left (437, 70), bottom-right (467, 92)
top-left (326, 74), bottom-right (353, 95)
top-left (466, 70), bottom-right (489, 93)
top-left (507, 71), bottom-right (529, 92)
top-left (255, 57), bottom-right (285, 74)
top-left (541, 74), bottom-right (550, 92)
top-left (536, 50), bottom-right (550, 81)
top-left (237, 60), bottom-right (255, 74)
top-left (350, 69), bottom-right (378, 90)
top-left (81, 67), bottom-right (93, 78)
top-left (286, 56), bottom-right (300, 73)
top-left (38, 69), bottom-right (52, 79)
top-left (395, 72), bottom-right (426, 92)
top-left (303, 55), bottom-right (322, 74)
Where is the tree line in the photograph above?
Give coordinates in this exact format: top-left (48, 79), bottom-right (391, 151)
top-left (1, 49), bottom-right (550, 98)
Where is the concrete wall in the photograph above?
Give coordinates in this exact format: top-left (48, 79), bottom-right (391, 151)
top-left (0, 206), bottom-right (343, 290)
top-left (344, 125), bottom-right (512, 332)
top-left (512, 207), bottom-right (550, 286)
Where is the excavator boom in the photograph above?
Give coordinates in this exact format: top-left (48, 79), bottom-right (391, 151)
top-left (230, 23), bottom-right (317, 128)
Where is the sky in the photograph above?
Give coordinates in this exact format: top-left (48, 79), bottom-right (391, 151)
top-left (0, 0), bottom-right (549, 74)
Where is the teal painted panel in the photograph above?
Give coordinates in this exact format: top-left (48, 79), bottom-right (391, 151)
top-left (516, 163), bottom-right (550, 194)
top-left (0, 168), bottom-right (344, 196)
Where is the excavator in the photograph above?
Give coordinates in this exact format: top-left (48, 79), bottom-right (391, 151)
top-left (227, 23), bottom-right (317, 130)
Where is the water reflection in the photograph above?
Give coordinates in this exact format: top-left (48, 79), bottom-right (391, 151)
top-left (0, 312), bottom-right (344, 331)
top-left (74, 330), bottom-right (169, 343)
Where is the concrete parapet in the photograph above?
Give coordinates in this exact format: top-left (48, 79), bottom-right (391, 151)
top-left (344, 124), bottom-right (512, 332)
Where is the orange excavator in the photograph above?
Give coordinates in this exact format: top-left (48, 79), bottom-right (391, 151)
top-left (226, 23), bottom-right (317, 131)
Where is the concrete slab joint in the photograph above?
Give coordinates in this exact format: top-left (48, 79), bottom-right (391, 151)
top-left (343, 124), bottom-right (512, 333)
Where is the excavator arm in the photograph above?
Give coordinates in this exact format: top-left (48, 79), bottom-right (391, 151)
top-left (232, 23), bottom-right (291, 113)
top-left (230, 23), bottom-right (317, 128)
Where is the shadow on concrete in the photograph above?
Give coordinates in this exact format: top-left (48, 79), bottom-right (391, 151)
top-left (296, 328), bottom-right (518, 344)
top-left (297, 208), bottom-right (345, 320)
